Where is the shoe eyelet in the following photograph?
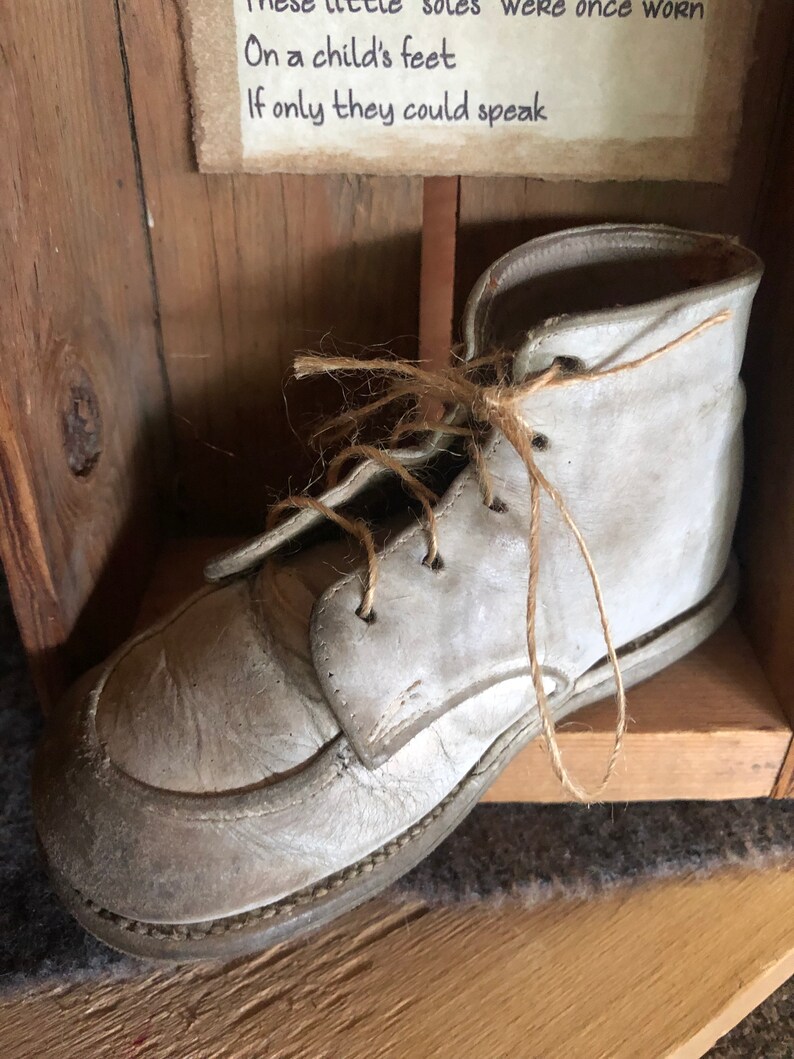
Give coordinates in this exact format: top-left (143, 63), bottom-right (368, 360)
top-left (355, 605), bottom-right (377, 624)
top-left (488, 497), bottom-right (509, 514)
top-left (422, 554), bottom-right (445, 572)
top-left (532, 433), bottom-right (549, 452)
top-left (553, 355), bottom-right (585, 376)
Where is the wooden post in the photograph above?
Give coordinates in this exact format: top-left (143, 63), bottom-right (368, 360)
top-left (419, 177), bottom-right (460, 368)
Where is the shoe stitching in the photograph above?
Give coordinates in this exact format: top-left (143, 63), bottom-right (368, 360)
top-left (69, 575), bottom-right (729, 944)
top-left (135, 756), bottom-right (345, 820)
top-left (72, 776), bottom-right (467, 943)
top-left (125, 571), bottom-right (724, 822)
top-left (311, 280), bottom-right (730, 751)
top-left (313, 462), bottom-right (483, 743)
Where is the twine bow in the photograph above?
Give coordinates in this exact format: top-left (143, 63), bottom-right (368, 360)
top-left (269, 310), bottom-right (731, 802)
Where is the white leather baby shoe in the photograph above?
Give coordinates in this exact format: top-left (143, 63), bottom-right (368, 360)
top-left (34, 225), bottom-right (762, 959)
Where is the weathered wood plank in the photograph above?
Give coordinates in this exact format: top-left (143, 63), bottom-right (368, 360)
top-left (0, 1), bottom-right (170, 705)
top-left (419, 177), bottom-right (459, 368)
top-left (484, 619), bottom-right (792, 804)
top-left (3, 867), bottom-right (794, 1057)
top-left (118, 0), bottom-right (424, 534)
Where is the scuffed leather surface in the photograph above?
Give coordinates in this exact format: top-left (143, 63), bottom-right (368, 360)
top-left (313, 229), bottom-right (760, 765)
top-left (95, 569), bottom-right (340, 794)
top-left (35, 224), bottom-right (763, 925)
top-left (36, 670), bottom-right (536, 921)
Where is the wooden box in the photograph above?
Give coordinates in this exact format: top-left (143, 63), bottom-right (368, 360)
top-left (2, 2), bottom-right (792, 802)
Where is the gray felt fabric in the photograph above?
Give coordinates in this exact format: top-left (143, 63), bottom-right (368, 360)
top-left (0, 578), bottom-right (792, 1052)
top-left (710, 987), bottom-right (794, 1058)
top-left (394, 799), bottom-right (794, 907)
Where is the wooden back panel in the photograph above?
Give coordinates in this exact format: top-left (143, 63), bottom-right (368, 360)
top-left (1, 1), bottom-right (424, 704)
top-left (118, 0), bottom-right (424, 535)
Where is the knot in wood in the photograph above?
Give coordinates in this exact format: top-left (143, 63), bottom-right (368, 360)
top-left (61, 367), bottom-right (103, 478)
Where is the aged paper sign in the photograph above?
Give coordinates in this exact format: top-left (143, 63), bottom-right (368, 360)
top-left (183, 0), bottom-right (758, 181)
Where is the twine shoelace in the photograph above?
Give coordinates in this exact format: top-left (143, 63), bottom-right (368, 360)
top-left (268, 310), bottom-right (731, 802)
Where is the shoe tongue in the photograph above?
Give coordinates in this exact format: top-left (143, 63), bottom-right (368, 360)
top-left (205, 438), bottom-right (451, 584)
top-left (256, 539), bottom-right (358, 660)
top-left (256, 502), bottom-right (425, 702)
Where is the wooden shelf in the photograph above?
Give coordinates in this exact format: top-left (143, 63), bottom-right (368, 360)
top-left (485, 620), bottom-right (791, 803)
top-left (5, 866), bottom-right (794, 1056)
top-left (135, 537), bottom-right (792, 804)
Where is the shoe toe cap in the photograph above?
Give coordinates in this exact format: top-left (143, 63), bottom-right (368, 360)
top-left (32, 579), bottom-right (344, 924)
top-left (93, 579), bottom-right (339, 794)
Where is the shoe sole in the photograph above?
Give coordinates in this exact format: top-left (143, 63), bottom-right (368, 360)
top-left (44, 560), bottom-right (739, 962)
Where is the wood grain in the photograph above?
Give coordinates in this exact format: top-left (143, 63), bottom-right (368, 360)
top-left (485, 619), bottom-right (792, 804)
top-left (0, 0), bottom-right (170, 706)
top-left (117, 0), bottom-right (424, 535)
top-left (419, 178), bottom-right (460, 368)
top-left (137, 538), bottom-right (792, 804)
top-left (3, 866), bottom-right (793, 1058)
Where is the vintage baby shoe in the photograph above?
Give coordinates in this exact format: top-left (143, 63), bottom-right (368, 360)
top-left (34, 224), bottom-right (762, 960)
